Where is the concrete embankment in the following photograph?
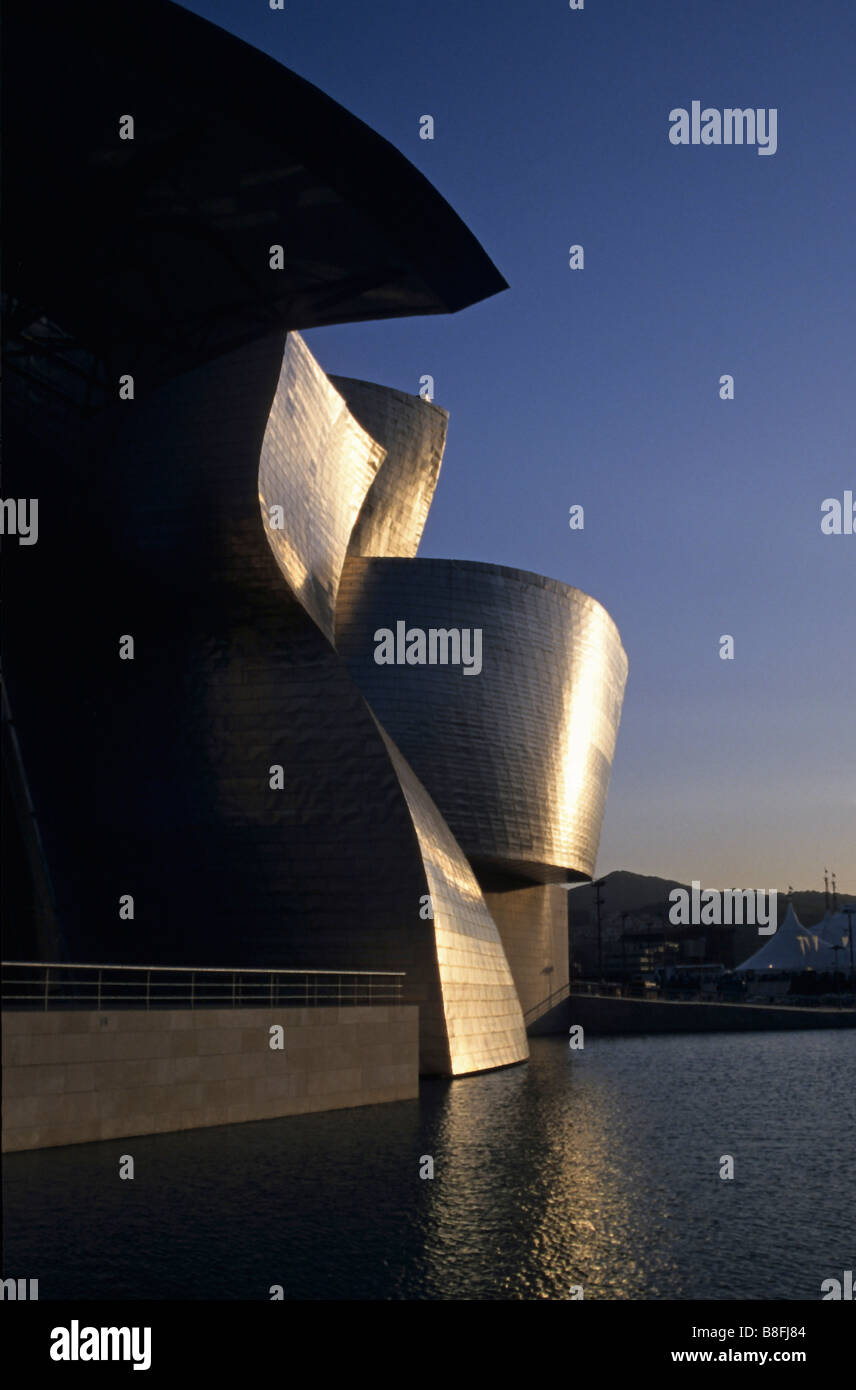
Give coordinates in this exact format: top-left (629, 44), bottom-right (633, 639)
top-left (2, 1005), bottom-right (418, 1152)
top-left (528, 993), bottom-right (856, 1036)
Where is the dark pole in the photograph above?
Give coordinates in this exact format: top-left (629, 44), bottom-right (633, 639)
top-left (595, 878), bottom-right (604, 983)
top-left (830, 944), bottom-right (843, 1005)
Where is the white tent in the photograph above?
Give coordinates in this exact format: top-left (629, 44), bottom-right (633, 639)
top-left (816, 906), bottom-right (854, 958)
top-left (736, 902), bottom-right (831, 973)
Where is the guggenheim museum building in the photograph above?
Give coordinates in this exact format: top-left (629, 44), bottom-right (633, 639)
top-left (2, 0), bottom-right (628, 1076)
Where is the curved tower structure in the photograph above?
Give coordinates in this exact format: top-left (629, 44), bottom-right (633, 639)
top-left (256, 334), bottom-right (528, 1073)
top-left (3, 0), bottom-right (627, 1075)
top-left (250, 330), bottom-right (628, 1052)
top-left (334, 556), bottom-right (628, 1021)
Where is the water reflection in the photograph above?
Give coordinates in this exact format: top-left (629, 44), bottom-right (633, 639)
top-left (3, 1031), bottom-right (852, 1300)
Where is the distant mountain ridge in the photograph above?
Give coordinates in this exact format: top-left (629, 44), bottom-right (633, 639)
top-left (568, 871), bottom-right (853, 930)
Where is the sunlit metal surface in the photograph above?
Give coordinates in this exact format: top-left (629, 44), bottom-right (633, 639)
top-left (335, 558), bottom-right (629, 882)
top-left (258, 337), bottom-right (526, 1075)
top-left (4, 314), bottom-right (623, 1080)
top-left (332, 377), bottom-right (448, 560)
top-left (255, 333), bottom-right (626, 1072)
top-left (377, 726), bottom-right (528, 1075)
top-left (259, 334), bottom-right (385, 642)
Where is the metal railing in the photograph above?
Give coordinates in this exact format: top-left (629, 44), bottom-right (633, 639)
top-left (523, 981), bottom-right (571, 1025)
top-left (1, 961), bottom-right (405, 1011)
top-left (570, 980), bottom-right (628, 997)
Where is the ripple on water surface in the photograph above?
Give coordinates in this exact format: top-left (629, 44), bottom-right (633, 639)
top-left (3, 1030), bottom-right (853, 1299)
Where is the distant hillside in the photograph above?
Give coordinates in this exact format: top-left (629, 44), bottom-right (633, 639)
top-left (566, 871), bottom-right (852, 974)
top-left (567, 872), bottom-right (849, 929)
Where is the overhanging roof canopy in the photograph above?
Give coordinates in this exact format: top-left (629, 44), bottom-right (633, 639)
top-left (3, 0), bottom-right (507, 394)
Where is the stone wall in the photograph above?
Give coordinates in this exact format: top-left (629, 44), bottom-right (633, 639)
top-left (2, 1005), bottom-right (418, 1152)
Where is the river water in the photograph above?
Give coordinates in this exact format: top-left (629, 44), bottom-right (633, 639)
top-left (3, 1030), bottom-right (853, 1299)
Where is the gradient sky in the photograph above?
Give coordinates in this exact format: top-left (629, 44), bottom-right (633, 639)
top-left (181, 0), bottom-right (855, 892)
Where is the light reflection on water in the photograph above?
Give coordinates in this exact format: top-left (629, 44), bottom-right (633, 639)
top-left (3, 1030), bottom-right (853, 1299)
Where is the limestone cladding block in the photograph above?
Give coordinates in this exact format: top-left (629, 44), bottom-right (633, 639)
top-left (2, 1006), bottom-right (419, 1150)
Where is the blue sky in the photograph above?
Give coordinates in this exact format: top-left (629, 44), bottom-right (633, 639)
top-left (181, 0), bottom-right (855, 891)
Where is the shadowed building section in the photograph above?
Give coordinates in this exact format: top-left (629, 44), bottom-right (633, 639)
top-left (481, 884), bottom-right (571, 1023)
top-left (4, 323), bottom-right (516, 1075)
top-left (3, 334), bottom-right (435, 987)
top-left (3, 0), bottom-right (508, 406)
top-left (2, 0), bottom-right (516, 1080)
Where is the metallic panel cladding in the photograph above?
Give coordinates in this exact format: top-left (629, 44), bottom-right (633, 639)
top-left (3, 332), bottom-right (438, 995)
top-left (258, 332), bottom-right (625, 1068)
top-left (482, 883), bottom-right (570, 1023)
top-left (377, 725), bottom-right (528, 1075)
top-left (334, 557), bottom-right (629, 883)
top-left (4, 319), bottom-right (625, 1077)
top-left (2, 2), bottom-right (548, 1084)
top-left (332, 376), bottom-right (448, 560)
top-left (259, 335), bottom-right (386, 643)
top-left (259, 336), bottom-right (527, 1074)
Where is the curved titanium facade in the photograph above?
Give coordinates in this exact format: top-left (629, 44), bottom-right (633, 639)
top-left (378, 730), bottom-right (527, 1075)
top-left (335, 558), bottom-right (629, 883)
top-left (253, 335), bottom-right (625, 1058)
top-left (4, 326), bottom-right (624, 1074)
top-left (482, 884), bottom-right (571, 1023)
top-left (3, 332), bottom-right (435, 985)
top-left (3, 327), bottom-right (529, 1077)
top-left (333, 378), bottom-right (448, 560)
top-left (3, 1), bottom-right (623, 1078)
top-left (258, 335), bottom-right (387, 643)
top-left (257, 339), bottom-right (528, 1074)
